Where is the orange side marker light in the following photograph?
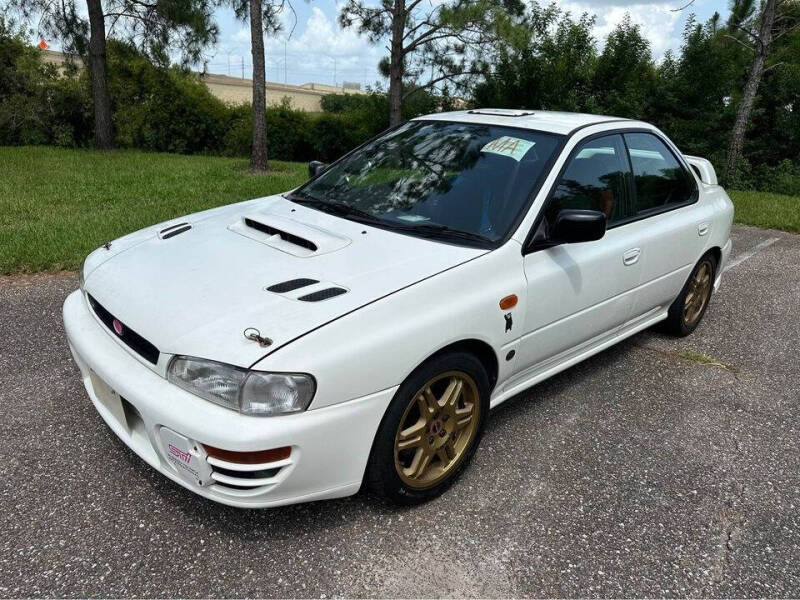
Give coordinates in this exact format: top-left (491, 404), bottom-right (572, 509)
top-left (499, 294), bottom-right (518, 310)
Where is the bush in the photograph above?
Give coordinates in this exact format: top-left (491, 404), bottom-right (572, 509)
top-left (748, 160), bottom-right (800, 197)
top-left (0, 19), bottom-right (91, 147)
top-left (107, 40), bottom-right (230, 154)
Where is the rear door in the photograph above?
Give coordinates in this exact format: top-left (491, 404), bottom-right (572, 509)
top-left (516, 133), bottom-right (643, 372)
top-left (621, 132), bottom-right (709, 320)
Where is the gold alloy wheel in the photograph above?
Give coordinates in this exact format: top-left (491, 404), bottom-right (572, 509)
top-left (394, 371), bottom-right (480, 489)
top-left (684, 260), bottom-right (713, 326)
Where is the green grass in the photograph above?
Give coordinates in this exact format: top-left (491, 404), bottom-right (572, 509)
top-left (0, 147), bottom-right (307, 274)
top-left (678, 349), bottom-right (735, 371)
top-left (729, 189), bottom-right (800, 233)
top-left (1, 147), bottom-right (798, 274)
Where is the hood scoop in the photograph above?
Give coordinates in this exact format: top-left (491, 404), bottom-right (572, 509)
top-left (229, 213), bottom-right (351, 257)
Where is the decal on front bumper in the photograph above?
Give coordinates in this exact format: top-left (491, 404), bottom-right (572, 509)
top-left (158, 427), bottom-right (214, 487)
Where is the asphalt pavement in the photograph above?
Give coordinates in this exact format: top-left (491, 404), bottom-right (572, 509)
top-left (0, 225), bottom-right (798, 597)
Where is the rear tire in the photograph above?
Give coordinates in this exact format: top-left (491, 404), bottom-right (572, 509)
top-left (364, 351), bottom-right (490, 505)
top-left (661, 252), bottom-right (717, 337)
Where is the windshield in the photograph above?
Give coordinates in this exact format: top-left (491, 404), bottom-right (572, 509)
top-left (294, 120), bottom-right (562, 246)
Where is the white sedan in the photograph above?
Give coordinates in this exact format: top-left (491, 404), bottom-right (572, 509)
top-left (64, 109), bottom-right (734, 507)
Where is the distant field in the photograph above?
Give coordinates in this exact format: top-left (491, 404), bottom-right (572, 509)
top-left (0, 147), bottom-right (307, 274)
top-left (0, 147), bottom-right (797, 274)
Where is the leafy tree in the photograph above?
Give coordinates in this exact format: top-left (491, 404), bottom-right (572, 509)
top-left (339, 0), bottom-right (523, 126)
top-left (647, 14), bottom-right (744, 163)
top-left (0, 18), bottom-right (91, 146)
top-left (472, 3), bottom-right (598, 111)
top-left (724, 0), bottom-right (776, 181)
top-left (749, 0), bottom-right (800, 169)
top-left (5, 0), bottom-right (218, 149)
top-left (593, 15), bottom-right (657, 117)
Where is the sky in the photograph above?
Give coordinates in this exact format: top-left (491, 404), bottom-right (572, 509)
top-left (199, 0), bottom-right (730, 88)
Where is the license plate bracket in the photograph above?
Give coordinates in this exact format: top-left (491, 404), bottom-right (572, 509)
top-left (158, 427), bottom-right (214, 487)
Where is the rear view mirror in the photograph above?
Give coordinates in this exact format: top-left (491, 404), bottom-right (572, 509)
top-left (551, 209), bottom-right (606, 244)
top-left (308, 161), bottom-right (326, 178)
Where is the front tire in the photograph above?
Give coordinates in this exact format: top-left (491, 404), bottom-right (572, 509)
top-left (661, 252), bottom-right (717, 337)
top-left (364, 351), bottom-right (490, 505)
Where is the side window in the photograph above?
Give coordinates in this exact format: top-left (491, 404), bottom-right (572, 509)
top-left (545, 135), bottom-right (631, 229)
top-left (624, 133), bottom-right (695, 213)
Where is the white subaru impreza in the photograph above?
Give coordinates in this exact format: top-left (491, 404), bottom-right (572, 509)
top-left (64, 109), bottom-right (733, 507)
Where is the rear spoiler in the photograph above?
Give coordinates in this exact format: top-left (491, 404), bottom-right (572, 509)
top-left (684, 155), bottom-right (718, 185)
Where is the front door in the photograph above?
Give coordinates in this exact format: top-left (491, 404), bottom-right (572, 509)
top-left (516, 133), bottom-right (643, 373)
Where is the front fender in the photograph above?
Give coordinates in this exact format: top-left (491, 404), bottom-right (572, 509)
top-left (253, 241), bottom-right (528, 410)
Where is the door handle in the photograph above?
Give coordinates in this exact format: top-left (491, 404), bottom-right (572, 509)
top-left (698, 222), bottom-right (710, 236)
top-left (622, 248), bottom-right (641, 266)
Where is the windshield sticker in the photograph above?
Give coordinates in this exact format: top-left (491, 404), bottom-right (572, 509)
top-left (481, 136), bottom-right (535, 162)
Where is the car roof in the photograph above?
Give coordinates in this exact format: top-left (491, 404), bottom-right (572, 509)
top-left (414, 109), bottom-right (644, 136)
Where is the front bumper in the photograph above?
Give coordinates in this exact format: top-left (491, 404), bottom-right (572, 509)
top-left (63, 290), bottom-right (396, 508)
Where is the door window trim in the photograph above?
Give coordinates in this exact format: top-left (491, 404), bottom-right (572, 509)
top-left (523, 127), bottom-right (699, 254)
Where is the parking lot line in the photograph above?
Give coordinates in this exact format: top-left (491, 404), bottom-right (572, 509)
top-left (724, 237), bottom-right (779, 272)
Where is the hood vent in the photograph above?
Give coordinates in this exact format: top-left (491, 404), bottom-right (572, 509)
top-left (244, 218), bottom-right (317, 252)
top-left (298, 287), bottom-right (347, 302)
top-left (229, 213), bottom-right (351, 258)
top-left (159, 222), bottom-right (192, 240)
top-left (267, 278), bottom-right (319, 293)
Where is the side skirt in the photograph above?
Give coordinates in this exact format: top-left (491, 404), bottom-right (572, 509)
top-left (489, 309), bottom-right (668, 409)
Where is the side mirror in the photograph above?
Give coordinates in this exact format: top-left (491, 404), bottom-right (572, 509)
top-left (551, 209), bottom-right (606, 244)
top-left (308, 160), bottom-right (326, 178)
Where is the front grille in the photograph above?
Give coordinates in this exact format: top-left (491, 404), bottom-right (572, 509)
top-left (87, 295), bottom-right (160, 365)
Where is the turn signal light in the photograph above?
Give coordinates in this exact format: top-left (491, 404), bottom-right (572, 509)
top-left (202, 444), bottom-right (291, 464)
top-left (499, 294), bottom-right (518, 310)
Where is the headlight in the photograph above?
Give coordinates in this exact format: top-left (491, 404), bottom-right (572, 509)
top-left (167, 356), bottom-right (316, 417)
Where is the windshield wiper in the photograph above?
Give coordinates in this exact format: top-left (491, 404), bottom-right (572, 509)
top-left (397, 223), bottom-right (493, 246)
top-left (288, 192), bottom-right (384, 225)
top-left (290, 192), bottom-right (492, 247)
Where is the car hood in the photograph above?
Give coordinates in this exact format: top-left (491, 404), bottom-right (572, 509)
top-left (83, 194), bottom-right (485, 368)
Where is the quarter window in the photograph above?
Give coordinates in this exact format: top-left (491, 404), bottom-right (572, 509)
top-left (544, 134), bottom-right (631, 229)
top-left (624, 133), bottom-right (695, 213)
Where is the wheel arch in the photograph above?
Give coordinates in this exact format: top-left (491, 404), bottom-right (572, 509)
top-left (422, 338), bottom-right (499, 391)
top-left (706, 245), bottom-right (721, 268)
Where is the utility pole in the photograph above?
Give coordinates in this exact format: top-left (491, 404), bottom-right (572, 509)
top-left (284, 40), bottom-right (287, 84)
top-left (333, 58), bottom-right (337, 87)
top-left (241, 56), bottom-right (244, 79)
